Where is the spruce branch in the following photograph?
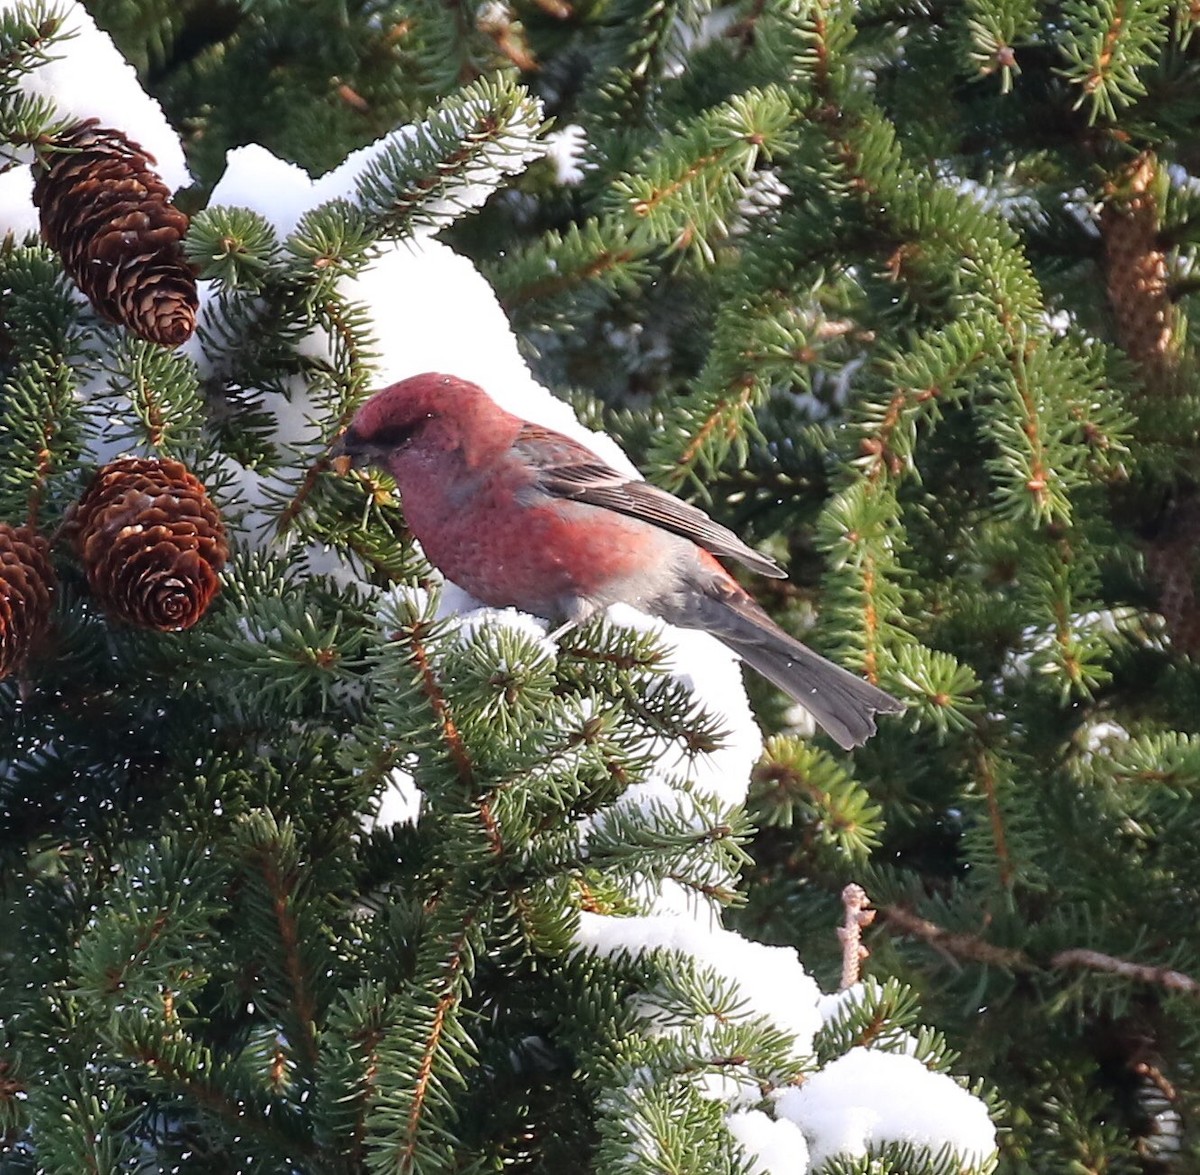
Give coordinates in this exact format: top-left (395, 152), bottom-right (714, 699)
top-left (269, 293), bottom-right (381, 541)
top-left (476, 3), bottom-right (538, 71)
top-left (813, 974), bottom-right (930, 1063)
top-left (0, 87), bottom-right (74, 166)
top-left (855, 321), bottom-right (998, 488)
top-left (96, 338), bottom-right (207, 457)
top-left (880, 903), bottom-right (1034, 971)
top-left (750, 736), bottom-right (884, 859)
top-left (3, 361), bottom-right (70, 530)
top-left (605, 84), bottom-right (797, 261)
top-left (817, 479), bottom-right (909, 679)
top-left (314, 982), bottom-right (395, 1166)
top-left (1058, 0), bottom-right (1172, 121)
top-left (0, 4), bottom-right (64, 84)
top-left (364, 903), bottom-right (483, 1174)
top-left (398, 614), bottom-right (477, 790)
top-left (784, 0), bottom-right (855, 98)
top-left (586, 0), bottom-right (684, 127)
top-left (492, 221), bottom-right (646, 319)
top-left (960, 0), bottom-right (1030, 91)
top-left (495, 86), bottom-right (797, 331)
top-left (882, 906), bottom-right (1200, 999)
top-left (118, 1017), bottom-right (314, 1160)
top-left (1051, 948), bottom-right (1200, 996)
top-left (0, 244), bottom-right (84, 528)
top-left (976, 744), bottom-right (1015, 892)
top-left (23, 1068), bottom-right (143, 1173)
top-left (351, 75), bottom-right (544, 241)
top-left (653, 375), bottom-right (757, 495)
top-left (404, 975), bottom-right (465, 1165)
top-left (274, 450), bottom-right (341, 542)
top-left (240, 823), bottom-right (322, 1072)
top-left (727, 0), bottom-right (772, 55)
top-left (186, 205), bottom-right (283, 293)
top-left (644, 280), bottom-right (852, 492)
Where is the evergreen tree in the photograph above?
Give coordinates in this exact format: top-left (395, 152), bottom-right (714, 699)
top-left (0, 0), bottom-right (1198, 1172)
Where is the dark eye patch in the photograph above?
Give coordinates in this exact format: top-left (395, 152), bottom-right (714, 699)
top-left (365, 418), bottom-right (427, 448)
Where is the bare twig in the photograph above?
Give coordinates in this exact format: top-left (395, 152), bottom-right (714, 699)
top-left (881, 903), bottom-right (1032, 970)
top-left (837, 883), bottom-right (876, 989)
top-left (880, 904), bottom-right (1200, 999)
top-left (1052, 948), bottom-right (1200, 996)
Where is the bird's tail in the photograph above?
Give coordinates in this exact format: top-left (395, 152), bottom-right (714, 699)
top-left (665, 586), bottom-right (904, 750)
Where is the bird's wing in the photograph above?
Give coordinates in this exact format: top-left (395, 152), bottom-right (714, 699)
top-left (514, 422), bottom-right (785, 578)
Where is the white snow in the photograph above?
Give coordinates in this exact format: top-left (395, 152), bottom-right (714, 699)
top-left (7, 1), bottom-right (189, 190)
top-left (575, 911), bottom-right (824, 1057)
top-left (816, 984), bottom-right (861, 1026)
top-left (449, 605), bottom-right (559, 662)
top-left (543, 124), bottom-right (589, 186)
top-left (206, 145), bottom-right (317, 238)
top-left (0, 165), bottom-right (38, 237)
top-left (775, 1047), bottom-right (997, 1168)
top-left (727, 1110), bottom-right (810, 1175)
top-left (732, 169), bottom-right (790, 235)
top-left (373, 764), bottom-right (422, 826)
top-left (603, 603), bottom-right (764, 807)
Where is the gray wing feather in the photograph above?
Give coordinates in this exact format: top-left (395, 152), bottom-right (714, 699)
top-left (517, 425), bottom-right (785, 578)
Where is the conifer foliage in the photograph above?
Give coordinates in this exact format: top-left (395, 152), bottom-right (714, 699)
top-left (1, 1), bottom-right (1200, 1173)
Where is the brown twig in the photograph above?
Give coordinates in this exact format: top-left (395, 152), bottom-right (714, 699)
top-left (881, 903), bottom-right (1033, 970)
top-left (394, 920), bottom-right (475, 1172)
top-left (477, 6), bottom-right (539, 71)
top-left (976, 746), bottom-right (1013, 890)
top-left (256, 851), bottom-right (320, 1069)
top-left (880, 904), bottom-right (1200, 1000)
top-left (403, 621), bottom-right (475, 788)
top-left (334, 82), bottom-right (370, 114)
top-left (837, 883), bottom-right (876, 989)
top-left (1052, 948), bottom-right (1200, 996)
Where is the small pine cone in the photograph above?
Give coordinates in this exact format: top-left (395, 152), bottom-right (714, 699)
top-left (1145, 491), bottom-right (1200, 656)
top-left (0, 524), bottom-right (55, 680)
top-left (71, 458), bottom-right (228, 632)
top-left (32, 119), bottom-right (197, 348)
top-left (1099, 152), bottom-right (1175, 378)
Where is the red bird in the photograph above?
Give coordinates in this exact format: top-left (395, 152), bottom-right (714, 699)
top-left (335, 373), bottom-right (902, 748)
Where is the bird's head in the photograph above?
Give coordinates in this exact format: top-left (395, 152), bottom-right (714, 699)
top-left (331, 372), bottom-right (495, 471)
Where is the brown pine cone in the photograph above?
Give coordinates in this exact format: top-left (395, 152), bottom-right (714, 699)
top-left (0, 524), bottom-right (55, 680)
top-left (1145, 489), bottom-right (1200, 657)
top-left (32, 119), bottom-right (197, 348)
top-left (70, 457), bottom-right (228, 631)
top-left (1100, 152), bottom-right (1175, 380)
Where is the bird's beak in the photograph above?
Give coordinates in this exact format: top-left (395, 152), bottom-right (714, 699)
top-left (328, 430), bottom-right (359, 475)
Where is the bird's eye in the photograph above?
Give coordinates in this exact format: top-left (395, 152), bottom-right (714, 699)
top-left (367, 419), bottom-right (425, 448)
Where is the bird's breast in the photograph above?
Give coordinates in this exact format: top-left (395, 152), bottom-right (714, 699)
top-left (395, 457), bottom-right (681, 619)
